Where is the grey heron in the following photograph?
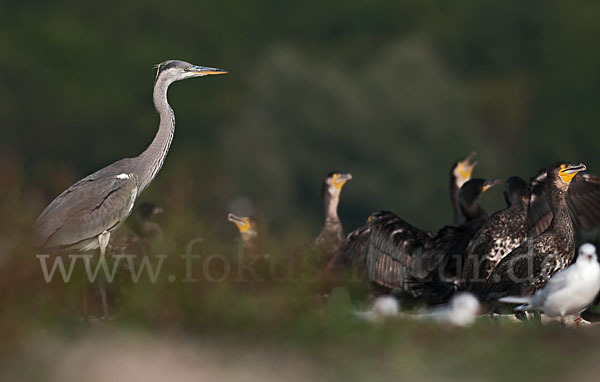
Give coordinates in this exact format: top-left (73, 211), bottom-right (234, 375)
top-left (34, 60), bottom-right (227, 316)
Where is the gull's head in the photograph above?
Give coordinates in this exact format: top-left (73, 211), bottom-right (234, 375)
top-left (578, 243), bottom-right (598, 264)
top-left (154, 60), bottom-right (227, 84)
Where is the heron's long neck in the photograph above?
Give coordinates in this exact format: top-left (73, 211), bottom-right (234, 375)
top-left (137, 78), bottom-right (175, 191)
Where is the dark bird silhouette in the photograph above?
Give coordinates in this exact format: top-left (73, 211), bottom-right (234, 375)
top-left (462, 177), bottom-right (530, 292)
top-left (483, 162), bottom-right (587, 299)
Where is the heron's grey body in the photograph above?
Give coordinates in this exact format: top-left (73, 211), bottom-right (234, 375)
top-left (34, 60), bottom-right (226, 256)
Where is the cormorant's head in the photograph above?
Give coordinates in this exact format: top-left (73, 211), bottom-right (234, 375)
top-left (322, 172), bottom-right (352, 198)
top-left (548, 162), bottom-right (587, 191)
top-left (459, 178), bottom-right (501, 204)
top-left (452, 152), bottom-right (477, 189)
top-left (154, 60), bottom-right (227, 84)
top-left (228, 213), bottom-right (258, 238)
top-left (136, 202), bottom-right (163, 221)
top-left (577, 243), bottom-right (598, 264)
top-left (503, 176), bottom-right (530, 207)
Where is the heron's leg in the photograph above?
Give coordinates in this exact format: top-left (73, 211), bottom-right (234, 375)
top-left (81, 259), bottom-right (90, 322)
top-left (98, 232), bottom-right (111, 318)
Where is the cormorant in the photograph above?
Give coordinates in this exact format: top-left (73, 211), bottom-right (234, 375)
top-left (227, 213), bottom-right (259, 255)
top-left (527, 169), bottom-right (600, 237)
top-left (328, 153), bottom-right (477, 276)
top-left (314, 172), bottom-right (352, 257)
top-left (450, 152), bottom-right (478, 225)
top-left (327, 178), bottom-right (498, 301)
top-left (364, 178), bottom-right (500, 298)
top-left (483, 162), bottom-right (587, 299)
top-left (462, 177), bottom-right (530, 292)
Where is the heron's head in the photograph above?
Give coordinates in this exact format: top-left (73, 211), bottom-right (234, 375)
top-left (452, 151), bottom-right (477, 189)
top-left (322, 172), bottom-right (352, 198)
top-left (503, 176), bottom-right (530, 207)
top-left (577, 243), bottom-right (598, 264)
top-left (154, 60), bottom-right (227, 83)
top-left (549, 162), bottom-right (586, 191)
top-left (228, 213), bottom-right (258, 238)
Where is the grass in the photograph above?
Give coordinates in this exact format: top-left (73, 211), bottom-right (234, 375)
top-left (2, 166), bottom-right (600, 381)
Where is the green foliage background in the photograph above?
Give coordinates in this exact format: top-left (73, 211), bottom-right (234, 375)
top-left (3, 0), bottom-right (600, 234)
top-left (2, 2), bottom-right (600, 380)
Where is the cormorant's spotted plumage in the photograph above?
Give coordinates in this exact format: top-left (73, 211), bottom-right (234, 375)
top-left (483, 162), bottom-right (586, 299)
top-left (462, 177), bottom-right (530, 292)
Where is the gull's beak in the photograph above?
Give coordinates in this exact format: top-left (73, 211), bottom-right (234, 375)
top-left (333, 173), bottom-right (353, 189)
top-left (559, 163), bottom-right (587, 183)
top-left (482, 178), bottom-right (501, 192)
top-left (187, 65), bottom-right (228, 76)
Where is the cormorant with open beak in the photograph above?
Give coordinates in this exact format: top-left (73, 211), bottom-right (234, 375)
top-left (450, 152), bottom-right (478, 225)
top-left (228, 213), bottom-right (259, 255)
top-left (328, 153), bottom-right (478, 277)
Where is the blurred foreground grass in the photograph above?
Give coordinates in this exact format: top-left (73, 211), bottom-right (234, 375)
top-left (2, 156), bottom-right (600, 382)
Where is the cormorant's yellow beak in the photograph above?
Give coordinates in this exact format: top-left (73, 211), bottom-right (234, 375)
top-left (227, 213), bottom-right (251, 233)
top-left (482, 178), bottom-right (501, 192)
top-left (332, 173), bottom-right (352, 190)
top-left (456, 151), bottom-right (478, 181)
top-left (559, 163), bottom-right (586, 183)
top-left (185, 65), bottom-right (228, 76)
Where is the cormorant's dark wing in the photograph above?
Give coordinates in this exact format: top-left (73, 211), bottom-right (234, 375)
top-left (326, 211), bottom-right (395, 273)
top-left (567, 173), bottom-right (600, 231)
top-left (364, 213), bottom-right (434, 290)
top-left (526, 169), bottom-right (552, 237)
top-left (527, 171), bottom-right (600, 236)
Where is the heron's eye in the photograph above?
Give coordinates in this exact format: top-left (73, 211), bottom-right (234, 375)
top-left (184, 66), bottom-right (190, 71)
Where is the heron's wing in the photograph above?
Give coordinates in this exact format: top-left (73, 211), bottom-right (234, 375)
top-left (35, 174), bottom-right (138, 249)
top-left (567, 173), bottom-right (600, 231)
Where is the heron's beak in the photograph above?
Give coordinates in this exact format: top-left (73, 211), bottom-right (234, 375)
top-left (482, 178), bottom-right (501, 192)
top-left (187, 65), bottom-right (228, 76)
top-left (228, 213), bottom-right (250, 233)
top-left (559, 163), bottom-right (587, 183)
top-left (332, 173), bottom-right (353, 190)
